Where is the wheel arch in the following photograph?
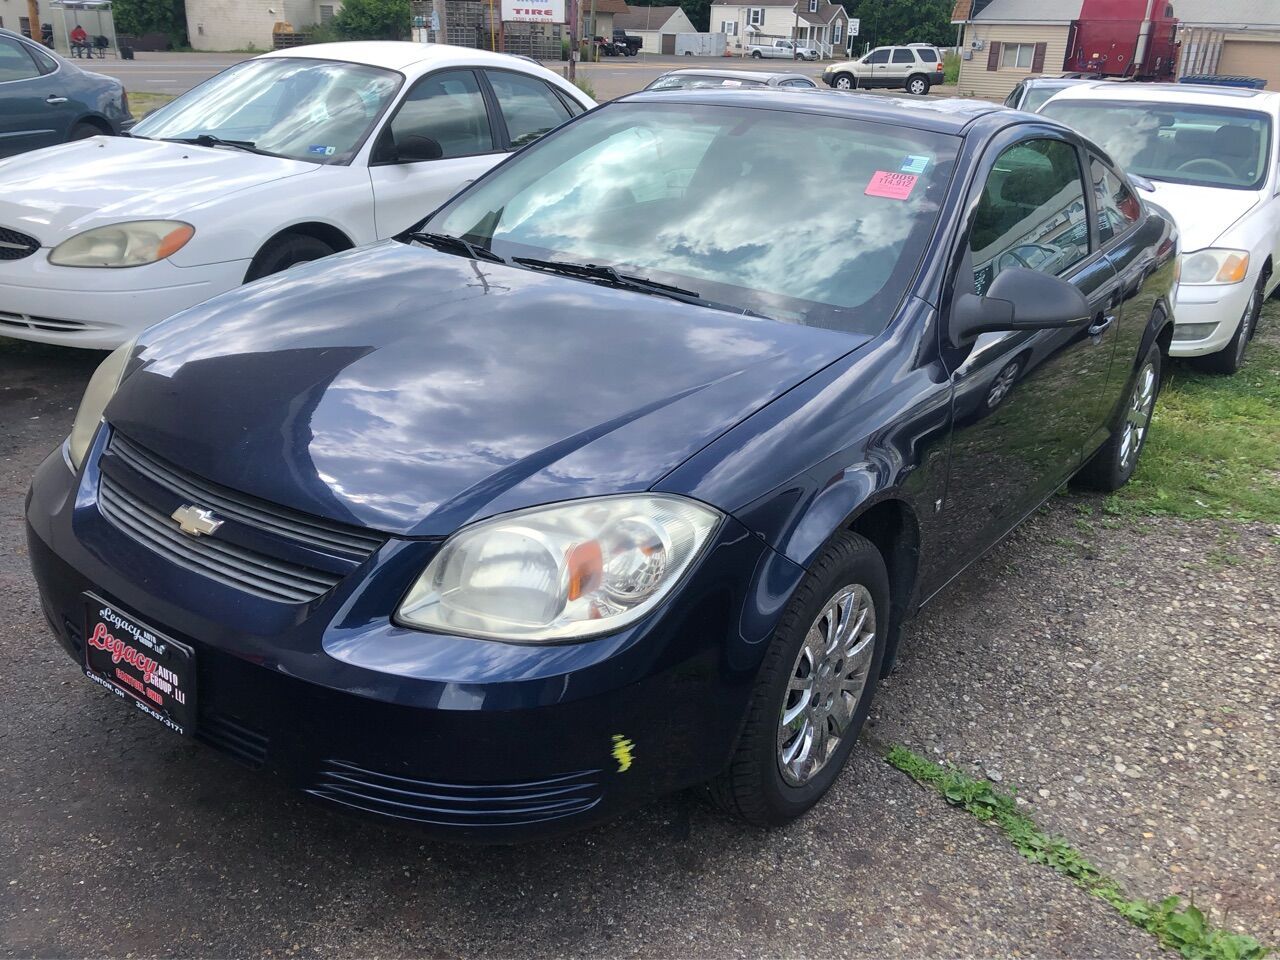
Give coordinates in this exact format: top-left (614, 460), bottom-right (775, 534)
top-left (245, 222), bottom-right (356, 280)
top-left (844, 497), bottom-right (921, 678)
top-left (69, 113), bottom-right (113, 136)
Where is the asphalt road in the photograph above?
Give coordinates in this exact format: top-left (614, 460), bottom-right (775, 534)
top-left (89, 50), bottom-right (841, 98)
top-left (2, 328), bottom-right (1277, 956)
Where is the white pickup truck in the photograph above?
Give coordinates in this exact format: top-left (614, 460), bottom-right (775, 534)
top-left (747, 39), bottom-right (819, 61)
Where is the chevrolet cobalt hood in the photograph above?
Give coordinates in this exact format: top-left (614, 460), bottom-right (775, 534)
top-left (0, 136), bottom-right (314, 244)
top-left (105, 243), bottom-right (865, 537)
top-left (1145, 179), bottom-right (1262, 251)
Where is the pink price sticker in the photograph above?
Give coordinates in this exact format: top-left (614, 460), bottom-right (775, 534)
top-left (865, 171), bottom-right (918, 200)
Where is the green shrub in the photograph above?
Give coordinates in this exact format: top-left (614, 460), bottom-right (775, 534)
top-left (943, 50), bottom-right (959, 84)
top-left (331, 0), bottom-right (409, 41)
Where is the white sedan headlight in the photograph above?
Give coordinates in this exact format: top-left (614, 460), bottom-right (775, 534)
top-left (1180, 248), bottom-right (1249, 286)
top-left (49, 220), bottom-right (195, 268)
top-left (397, 495), bottom-right (721, 643)
top-left (67, 338), bottom-right (135, 469)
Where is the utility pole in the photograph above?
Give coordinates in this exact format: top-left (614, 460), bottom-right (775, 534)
top-left (432, 0), bottom-right (448, 44)
top-left (792, 4), bottom-right (799, 59)
top-left (567, 0), bottom-right (577, 80)
top-left (588, 0), bottom-right (597, 61)
top-left (26, 0), bottom-right (40, 40)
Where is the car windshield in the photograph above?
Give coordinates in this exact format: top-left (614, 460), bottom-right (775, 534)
top-left (648, 74), bottom-right (766, 89)
top-left (1022, 84), bottom-right (1066, 113)
top-left (1041, 99), bottom-right (1273, 190)
top-left (425, 101), bottom-right (958, 332)
top-left (131, 57), bottom-right (402, 164)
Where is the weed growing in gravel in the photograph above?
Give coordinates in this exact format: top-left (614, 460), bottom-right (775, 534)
top-left (1097, 303), bottom-right (1280, 523)
top-left (885, 746), bottom-right (1273, 960)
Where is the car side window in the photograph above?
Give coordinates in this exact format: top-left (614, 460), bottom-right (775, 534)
top-left (891, 49), bottom-right (915, 64)
top-left (485, 70), bottom-right (572, 148)
top-left (916, 48), bottom-right (939, 63)
top-left (0, 36), bottom-right (39, 82)
top-left (780, 78), bottom-right (815, 88)
top-left (1090, 157), bottom-right (1142, 243)
top-left (28, 44), bottom-right (57, 74)
top-left (386, 69), bottom-right (494, 161)
top-left (970, 138), bottom-right (1090, 296)
top-left (1003, 84), bottom-right (1023, 108)
top-left (864, 48), bottom-right (890, 64)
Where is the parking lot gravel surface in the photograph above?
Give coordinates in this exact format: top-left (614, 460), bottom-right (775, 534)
top-left (2, 339), bottom-right (1274, 957)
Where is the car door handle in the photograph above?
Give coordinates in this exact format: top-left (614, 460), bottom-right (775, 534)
top-left (1088, 314), bottom-right (1116, 337)
top-left (46, 95), bottom-right (68, 104)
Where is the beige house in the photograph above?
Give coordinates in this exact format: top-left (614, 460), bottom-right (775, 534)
top-left (184, 0), bottom-right (339, 50)
top-left (951, 0), bottom-right (1082, 101)
top-left (712, 0), bottom-right (850, 57)
top-left (613, 4), bottom-right (696, 54)
top-left (1173, 0), bottom-right (1280, 90)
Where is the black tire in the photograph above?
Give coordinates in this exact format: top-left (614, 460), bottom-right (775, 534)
top-left (832, 73), bottom-right (855, 90)
top-left (709, 531), bottom-right (889, 827)
top-left (68, 121), bottom-right (103, 141)
top-left (245, 234), bottom-right (336, 283)
top-left (751, 50), bottom-right (763, 59)
top-left (1074, 340), bottom-right (1162, 491)
top-left (1196, 274), bottom-right (1263, 375)
top-left (906, 74), bottom-right (930, 96)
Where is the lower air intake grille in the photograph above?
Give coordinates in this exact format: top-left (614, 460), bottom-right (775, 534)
top-left (197, 713), bottom-right (270, 768)
top-left (0, 311), bottom-right (88, 333)
top-left (307, 760), bottom-right (603, 827)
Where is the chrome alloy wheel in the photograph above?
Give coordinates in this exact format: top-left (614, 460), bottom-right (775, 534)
top-left (1119, 360), bottom-right (1157, 471)
top-left (777, 584), bottom-right (877, 787)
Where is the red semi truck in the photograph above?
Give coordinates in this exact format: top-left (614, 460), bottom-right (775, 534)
top-left (1064, 0), bottom-right (1179, 80)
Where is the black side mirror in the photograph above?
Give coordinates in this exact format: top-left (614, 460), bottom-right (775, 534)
top-left (395, 134), bottom-right (443, 163)
top-left (950, 266), bottom-right (1090, 346)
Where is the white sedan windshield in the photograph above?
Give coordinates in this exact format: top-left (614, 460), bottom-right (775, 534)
top-left (132, 57), bottom-right (402, 163)
top-left (1042, 99), bottom-right (1273, 191)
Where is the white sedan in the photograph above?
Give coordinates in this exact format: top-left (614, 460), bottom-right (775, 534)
top-left (0, 42), bottom-right (594, 349)
top-left (1041, 83), bottom-right (1280, 374)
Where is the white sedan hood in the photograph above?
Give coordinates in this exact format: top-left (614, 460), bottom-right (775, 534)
top-left (0, 136), bottom-right (316, 246)
top-left (1145, 179), bottom-right (1263, 252)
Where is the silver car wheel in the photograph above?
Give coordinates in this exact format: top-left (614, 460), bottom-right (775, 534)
top-left (777, 583), bottom-right (876, 787)
top-left (834, 74), bottom-right (853, 90)
top-left (1119, 361), bottom-right (1157, 471)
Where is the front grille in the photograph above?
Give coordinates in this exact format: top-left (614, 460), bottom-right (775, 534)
top-left (0, 225), bottom-right (39, 261)
top-left (110, 434), bottom-right (384, 555)
top-left (307, 760), bottom-right (604, 828)
top-left (97, 432), bottom-right (386, 604)
top-left (0, 311), bottom-right (90, 333)
top-left (197, 713), bottom-right (270, 768)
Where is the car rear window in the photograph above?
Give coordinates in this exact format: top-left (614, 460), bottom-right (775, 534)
top-left (428, 101), bottom-right (960, 334)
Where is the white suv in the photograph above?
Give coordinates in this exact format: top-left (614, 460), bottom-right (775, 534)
top-left (1042, 83), bottom-right (1280, 374)
top-left (823, 45), bottom-right (942, 96)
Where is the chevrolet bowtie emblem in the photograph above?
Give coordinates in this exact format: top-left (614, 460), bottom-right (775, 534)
top-left (171, 504), bottom-right (224, 537)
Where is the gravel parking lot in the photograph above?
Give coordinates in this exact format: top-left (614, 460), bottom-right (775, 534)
top-left (2, 309), bottom-right (1276, 957)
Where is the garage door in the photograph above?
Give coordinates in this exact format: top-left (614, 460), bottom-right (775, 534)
top-left (1219, 37), bottom-right (1280, 90)
top-left (661, 32), bottom-right (675, 54)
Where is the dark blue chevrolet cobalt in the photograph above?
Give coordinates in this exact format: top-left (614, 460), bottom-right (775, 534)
top-left (27, 90), bottom-right (1177, 840)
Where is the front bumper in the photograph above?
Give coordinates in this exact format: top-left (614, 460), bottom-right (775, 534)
top-left (25, 432), bottom-right (803, 840)
top-left (1169, 279), bottom-right (1255, 358)
top-left (0, 255), bottom-right (251, 349)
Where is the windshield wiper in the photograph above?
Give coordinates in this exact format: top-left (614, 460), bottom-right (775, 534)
top-left (164, 134), bottom-right (276, 157)
top-left (512, 257), bottom-right (771, 318)
top-left (404, 231), bottom-right (508, 264)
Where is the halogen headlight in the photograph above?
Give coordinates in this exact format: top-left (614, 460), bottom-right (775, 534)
top-left (49, 220), bottom-right (194, 268)
top-left (1180, 248), bottom-right (1249, 285)
top-left (397, 495), bottom-right (721, 643)
top-left (66, 339), bottom-right (136, 469)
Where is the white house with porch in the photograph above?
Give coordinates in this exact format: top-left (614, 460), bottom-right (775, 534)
top-left (711, 0), bottom-right (850, 58)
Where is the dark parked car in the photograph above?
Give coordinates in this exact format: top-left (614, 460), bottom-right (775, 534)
top-left (0, 27), bottom-right (131, 158)
top-left (27, 91), bottom-right (1177, 841)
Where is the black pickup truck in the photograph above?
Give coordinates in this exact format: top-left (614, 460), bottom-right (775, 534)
top-left (612, 28), bottom-right (641, 55)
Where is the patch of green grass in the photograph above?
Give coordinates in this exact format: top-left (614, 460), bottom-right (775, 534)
top-left (886, 747), bottom-right (1273, 960)
top-left (943, 50), bottom-right (960, 85)
top-left (1101, 303), bottom-right (1280, 523)
top-left (128, 91), bottom-right (175, 120)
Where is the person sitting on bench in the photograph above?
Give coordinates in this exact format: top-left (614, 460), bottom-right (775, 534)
top-left (70, 24), bottom-right (91, 57)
